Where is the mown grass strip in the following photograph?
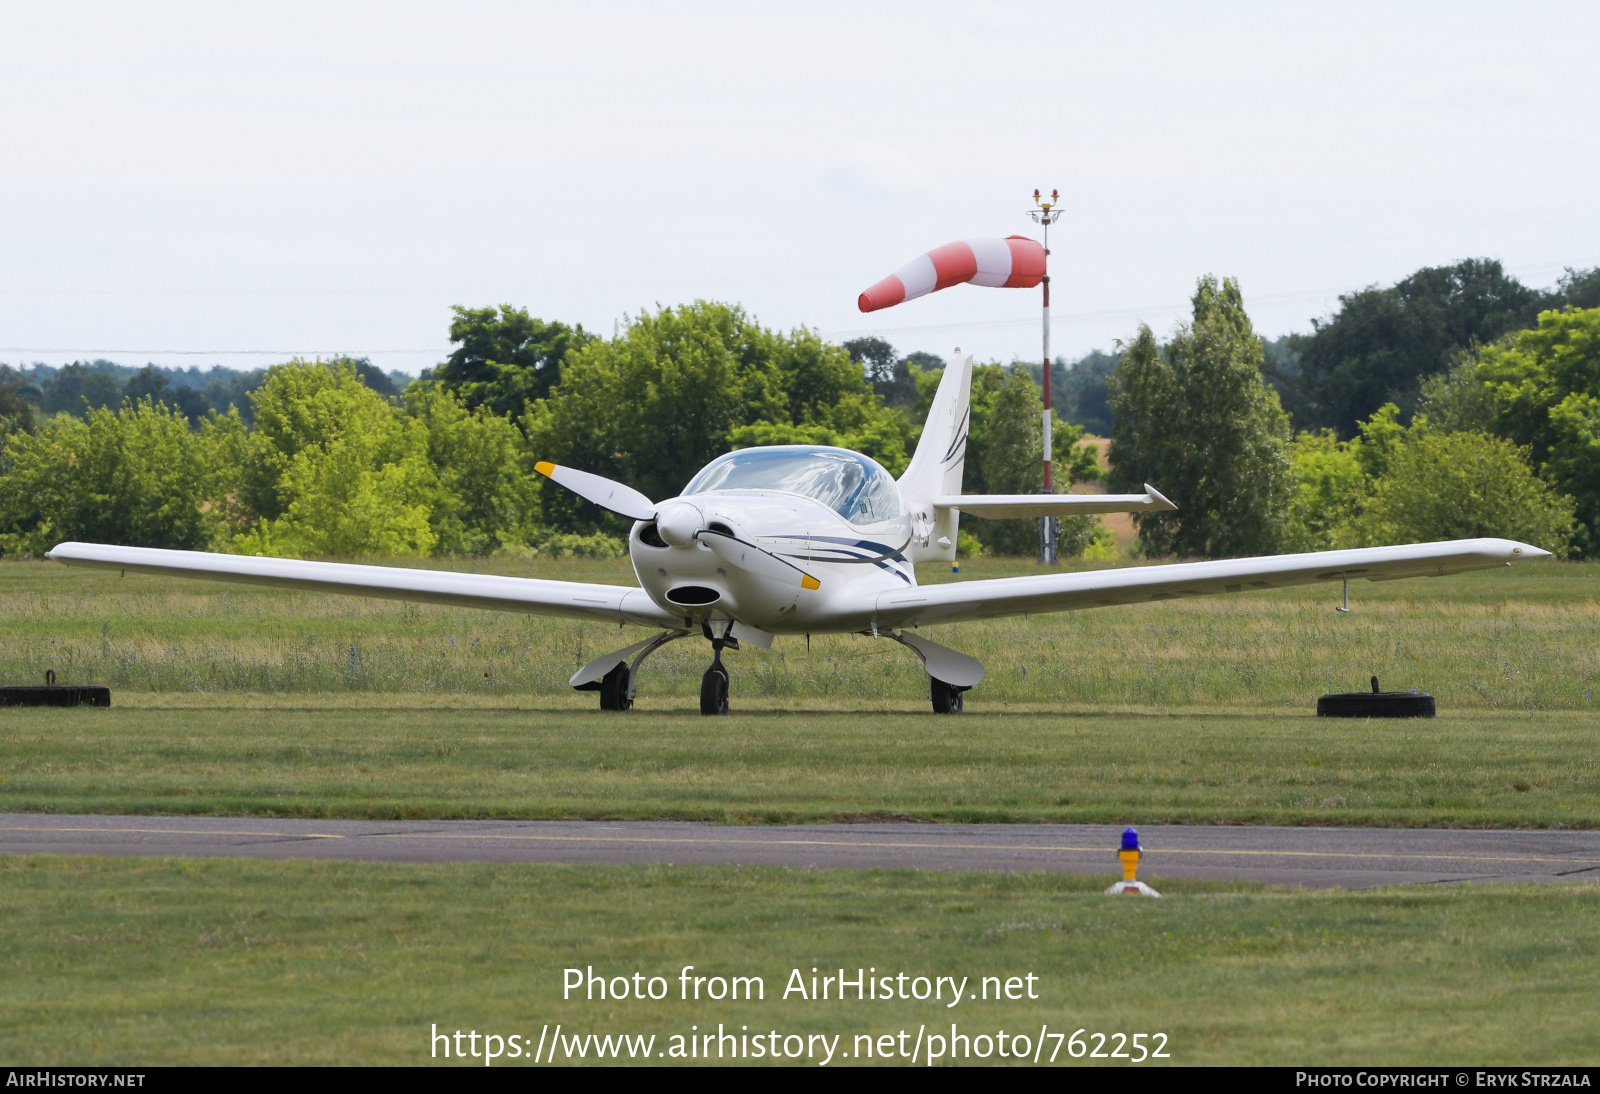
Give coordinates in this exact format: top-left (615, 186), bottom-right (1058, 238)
top-left (0, 855), bottom-right (1595, 1066)
top-left (2, 704), bottom-right (1597, 826)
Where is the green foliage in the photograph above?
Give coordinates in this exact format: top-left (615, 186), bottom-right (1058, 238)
top-left (526, 531), bottom-right (628, 559)
top-left (1109, 276), bottom-right (1294, 558)
top-left (405, 382), bottom-right (538, 555)
top-left (525, 302), bottom-right (911, 531)
top-left (1057, 349), bottom-right (1117, 437)
top-left (0, 366), bottom-right (37, 433)
top-left (40, 363), bottom-right (123, 416)
top-left (1281, 259), bottom-right (1548, 435)
top-left (844, 337), bottom-right (939, 409)
top-left (1285, 402), bottom-right (1577, 556)
top-left (1472, 307), bottom-right (1600, 556)
top-left (434, 304), bottom-right (593, 417)
top-left (1284, 429), bottom-right (1367, 551)
top-left (122, 365), bottom-right (209, 425)
top-left (234, 361), bottom-right (438, 558)
top-left (1353, 429), bottom-right (1575, 554)
top-left (0, 399), bottom-right (209, 557)
top-left (955, 365), bottom-right (1103, 557)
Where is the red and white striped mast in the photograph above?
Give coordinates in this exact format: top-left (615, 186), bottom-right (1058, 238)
top-left (1029, 188), bottom-right (1063, 565)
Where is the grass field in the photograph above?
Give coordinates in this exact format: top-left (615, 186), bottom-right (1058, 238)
top-left (4, 702), bottom-right (1598, 826)
top-left (1, 555), bottom-right (1596, 826)
top-left (2, 555), bottom-right (1595, 710)
top-left (2, 854), bottom-right (1597, 1066)
top-left (3, 557), bottom-right (1598, 1066)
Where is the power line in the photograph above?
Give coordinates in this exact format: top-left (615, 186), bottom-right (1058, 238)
top-left (0, 347), bottom-right (445, 357)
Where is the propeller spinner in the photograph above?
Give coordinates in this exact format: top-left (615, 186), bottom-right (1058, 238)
top-left (533, 462), bottom-right (821, 590)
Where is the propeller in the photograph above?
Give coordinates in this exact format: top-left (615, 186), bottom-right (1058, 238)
top-left (534, 462), bottom-right (656, 522)
top-left (534, 461), bottom-right (822, 589)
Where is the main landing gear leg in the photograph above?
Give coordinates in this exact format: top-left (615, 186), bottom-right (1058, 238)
top-left (699, 623), bottom-right (735, 716)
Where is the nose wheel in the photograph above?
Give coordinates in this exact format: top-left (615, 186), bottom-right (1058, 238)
top-left (699, 626), bottom-right (735, 715)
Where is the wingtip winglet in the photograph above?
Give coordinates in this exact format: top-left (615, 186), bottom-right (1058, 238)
top-left (1144, 484), bottom-right (1177, 511)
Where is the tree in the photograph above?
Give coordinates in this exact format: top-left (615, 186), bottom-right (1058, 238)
top-left (1283, 429), bottom-right (1368, 551)
top-left (525, 302), bottom-right (911, 534)
top-left (41, 363), bottom-right (122, 416)
top-left (1472, 306), bottom-right (1600, 555)
top-left (123, 365), bottom-right (209, 425)
top-left (843, 337), bottom-right (928, 408)
top-left (959, 366), bottom-right (1103, 557)
top-left (0, 399), bottom-right (208, 557)
top-left (1353, 430), bottom-right (1575, 555)
top-left (233, 361), bottom-right (438, 558)
top-left (1056, 349), bottom-right (1117, 437)
top-left (1283, 259), bottom-right (1547, 435)
top-left (434, 305), bottom-right (593, 417)
top-left (1555, 266), bottom-right (1600, 311)
top-left (1108, 276), bottom-right (1294, 558)
top-left (404, 381), bottom-right (538, 555)
top-left (0, 366), bottom-right (37, 434)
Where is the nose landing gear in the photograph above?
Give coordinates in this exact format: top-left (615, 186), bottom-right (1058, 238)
top-left (699, 624), bottom-right (738, 715)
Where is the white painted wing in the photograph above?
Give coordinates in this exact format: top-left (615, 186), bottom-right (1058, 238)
top-left (874, 538), bottom-right (1548, 627)
top-left (47, 542), bottom-right (681, 628)
top-left (936, 484), bottom-right (1176, 519)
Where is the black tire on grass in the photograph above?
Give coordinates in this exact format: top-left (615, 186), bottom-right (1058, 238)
top-left (700, 666), bottom-right (729, 716)
top-left (1317, 691), bottom-right (1435, 718)
top-left (598, 663), bottom-right (632, 711)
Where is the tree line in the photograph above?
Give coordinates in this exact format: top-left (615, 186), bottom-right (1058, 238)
top-left (1107, 275), bottom-right (1592, 559)
top-left (1, 259), bottom-right (1594, 561)
top-left (0, 303), bottom-right (1102, 560)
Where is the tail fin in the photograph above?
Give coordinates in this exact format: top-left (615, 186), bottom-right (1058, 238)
top-left (897, 351), bottom-right (972, 564)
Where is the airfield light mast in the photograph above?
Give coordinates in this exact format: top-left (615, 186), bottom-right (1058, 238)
top-left (1029, 188), bottom-right (1064, 565)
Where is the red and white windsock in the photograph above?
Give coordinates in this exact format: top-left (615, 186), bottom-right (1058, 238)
top-left (857, 236), bottom-right (1046, 313)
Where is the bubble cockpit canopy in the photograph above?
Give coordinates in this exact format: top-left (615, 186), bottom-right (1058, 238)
top-left (683, 446), bottom-right (904, 526)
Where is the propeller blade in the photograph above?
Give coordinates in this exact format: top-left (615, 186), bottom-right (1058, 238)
top-left (534, 462), bottom-right (657, 522)
top-left (698, 529), bottom-right (821, 591)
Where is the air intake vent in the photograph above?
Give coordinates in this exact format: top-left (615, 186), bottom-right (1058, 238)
top-left (638, 522), bottom-right (668, 549)
top-left (707, 522), bottom-right (735, 537)
top-left (665, 586), bottom-right (721, 606)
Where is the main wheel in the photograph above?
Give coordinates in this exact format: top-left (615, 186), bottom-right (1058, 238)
top-left (599, 663), bottom-right (632, 711)
top-left (930, 677), bottom-right (965, 714)
top-left (699, 665), bottom-right (730, 715)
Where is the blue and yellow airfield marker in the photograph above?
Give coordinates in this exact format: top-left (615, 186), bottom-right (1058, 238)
top-left (1105, 827), bottom-right (1161, 898)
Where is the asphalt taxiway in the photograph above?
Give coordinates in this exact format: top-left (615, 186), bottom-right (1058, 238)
top-left (3, 814), bottom-right (1598, 888)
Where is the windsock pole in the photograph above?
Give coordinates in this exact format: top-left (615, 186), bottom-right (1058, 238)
top-left (1030, 190), bottom-right (1064, 565)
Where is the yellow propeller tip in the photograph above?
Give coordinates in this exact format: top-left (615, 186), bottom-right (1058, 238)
top-left (534, 461), bottom-right (555, 477)
top-left (801, 575), bottom-right (821, 591)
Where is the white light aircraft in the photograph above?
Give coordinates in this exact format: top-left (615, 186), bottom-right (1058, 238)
top-left (48, 353), bottom-right (1549, 714)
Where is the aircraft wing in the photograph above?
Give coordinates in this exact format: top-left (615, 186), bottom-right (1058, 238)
top-left (46, 542), bottom-right (682, 628)
top-left (873, 538), bottom-right (1548, 627)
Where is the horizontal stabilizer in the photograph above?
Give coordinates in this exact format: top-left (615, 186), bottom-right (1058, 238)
top-left (934, 484), bottom-right (1176, 519)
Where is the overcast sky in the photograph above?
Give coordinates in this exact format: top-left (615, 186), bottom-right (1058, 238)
top-left (3, 1), bottom-right (1597, 375)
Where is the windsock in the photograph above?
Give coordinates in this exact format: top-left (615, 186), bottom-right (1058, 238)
top-left (858, 236), bottom-right (1046, 313)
